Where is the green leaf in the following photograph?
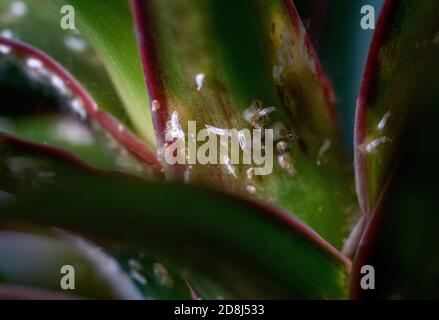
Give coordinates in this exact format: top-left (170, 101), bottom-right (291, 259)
top-left (0, 133), bottom-right (105, 195)
top-left (0, 227), bottom-right (140, 299)
top-left (295, 0), bottom-right (385, 148)
top-left (354, 0), bottom-right (439, 217)
top-left (352, 0), bottom-right (439, 299)
top-left (110, 246), bottom-right (195, 300)
top-left (132, 0), bottom-right (358, 248)
top-left (0, 37), bottom-right (160, 174)
top-left (0, 0), bottom-right (133, 130)
top-left (57, 0), bottom-right (155, 146)
top-left (1, 140), bottom-right (350, 299)
top-left (0, 225), bottom-right (193, 299)
top-left (0, 284), bottom-right (77, 300)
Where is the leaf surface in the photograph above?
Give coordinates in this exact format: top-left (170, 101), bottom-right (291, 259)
top-left (58, 0), bottom-right (155, 145)
top-left (352, 0), bottom-right (439, 298)
top-left (1, 138), bottom-right (350, 299)
top-left (132, 0), bottom-right (358, 248)
top-left (0, 226), bottom-right (193, 299)
top-left (0, 0), bottom-right (135, 131)
top-left (0, 37), bottom-right (160, 174)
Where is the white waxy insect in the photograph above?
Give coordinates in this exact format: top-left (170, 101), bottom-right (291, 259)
top-left (272, 121), bottom-right (289, 141)
top-left (1, 29), bottom-right (14, 39)
top-left (223, 156), bottom-right (237, 178)
top-left (195, 73), bottom-right (205, 91)
top-left (317, 139), bottom-right (332, 166)
top-left (151, 100), bottom-right (160, 112)
top-left (166, 111), bottom-right (185, 140)
top-left (0, 44), bottom-right (11, 55)
top-left (69, 98), bottom-right (87, 120)
top-left (377, 111), bottom-right (391, 131)
top-left (259, 106), bottom-right (276, 117)
top-left (10, 1), bottom-right (28, 18)
top-left (278, 153), bottom-right (296, 175)
top-left (276, 141), bottom-right (288, 153)
top-left (153, 263), bottom-right (172, 287)
top-left (26, 58), bottom-right (43, 70)
top-left (363, 136), bottom-right (392, 154)
top-left (246, 167), bottom-right (256, 180)
top-left (64, 35), bottom-right (88, 53)
top-left (205, 125), bottom-right (227, 136)
top-left (246, 184), bottom-right (257, 194)
top-left (128, 259), bottom-right (147, 285)
top-left (50, 75), bottom-right (68, 95)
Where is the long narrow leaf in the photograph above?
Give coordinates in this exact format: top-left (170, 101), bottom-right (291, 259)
top-left (0, 37), bottom-right (161, 174)
top-left (58, 0), bottom-right (155, 146)
top-left (352, 0), bottom-right (439, 298)
top-left (1, 139), bottom-right (350, 299)
top-left (132, 0), bottom-right (358, 248)
top-left (0, 0), bottom-right (133, 130)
